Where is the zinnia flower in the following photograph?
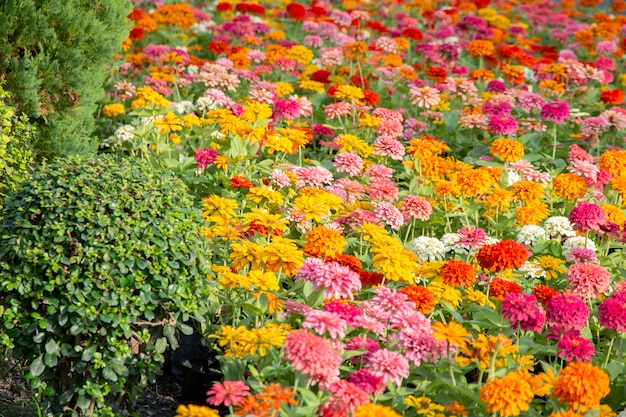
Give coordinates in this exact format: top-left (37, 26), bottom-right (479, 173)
top-left (566, 263), bottom-right (611, 299)
top-left (552, 362), bottom-right (610, 412)
top-left (284, 331), bottom-right (341, 386)
top-left (598, 291), bottom-right (626, 331)
top-left (400, 194), bottom-right (432, 222)
top-left (545, 294), bottom-right (589, 331)
top-left (569, 201), bottom-right (609, 234)
top-left (479, 372), bottom-right (534, 416)
top-left (540, 101), bottom-right (571, 124)
top-left (501, 293), bottom-right (546, 332)
top-left (175, 404), bottom-right (220, 417)
top-left (354, 403), bottom-right (401, 417)
top-left (440, 260), bottom-right (476, 288)
top-left (490, 138), bottom-right (525, 162)
top-left (477, 240), bottom-right (529, 272)
top-left (366, 348), bottom-right (410, 386)
top-left (557, 329), bottom-right (594, 362)
top-left (206, 381), bottom-right (250, 407)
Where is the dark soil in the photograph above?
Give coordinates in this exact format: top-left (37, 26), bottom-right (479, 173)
top-left (0, 358), bottom-right (181, 417)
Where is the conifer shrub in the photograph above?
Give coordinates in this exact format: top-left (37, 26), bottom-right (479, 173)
top-left (0, 155), bottom-right (215, 416)
top-left (0, 0), bottom-right (132, 159)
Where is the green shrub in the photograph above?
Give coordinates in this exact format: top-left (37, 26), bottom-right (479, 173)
top-left (0, 0), bottom-right (132, 159)
top-left (0, 85), bottom-right (36, 208)
top-left (0, 155), bottom-right (215, 416)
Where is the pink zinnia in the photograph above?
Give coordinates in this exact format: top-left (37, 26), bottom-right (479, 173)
top-left (376, 120), bottom-right (403, 138)
top-left (401, 195), bottom-right (432, 222)
top-left (409, 86), bottom-right (441, 108)
top-left (333, 152), bottom-right (363, 176)
top-left (323, 300), bottom-right (363, 327)
top-left (195, 148), bottom-right (219, 169)
top-left (374, 201), bottom-right (404, 230)
top-left (365, 164), bottom-right (393, 179)
top-left (273, 99), bottom-right (301, 120)
top-left (397, 326), bottom-right (445, 365)
top-left (501, 293), bottom-right (546, 332)
top-left (366, 348), bottom-right (410, 386)
top-left (598, 291), bottom-right (626, 332)
top-left (327, 178), bottom-right (365, 203)
top-left (545, 294), bottom-right (589, 331)
top-left (565, 247), bottom-right (598, 264)
top-left (348, 369), bottom-right (385, 395)
top-left (270, 169), bottom-right (291, 188)
top-left (324, 102), bottom-right (353, 119)
top-left (345, 337), bottom-right (380, 363)
top-left (303, 309), bottom-right (348, 339)
top-left (455, 226), bottom-right (488, 248)
top-left (294, 166), bottom-right (334, 188)
top-left (582, 116), bottom-right (609, 136)
top-left (489, 115), bottom-right (518, 136)
top-left (298, 259), bottom-right (362, 300)
top-left (567, 263), bottom-right (611, 299)
top-left (284, 331), bottom-right (342, 386)
top-left (518, 92), bottom-right (545, 112)
top-left (540, 101), bottom-right (571, 124)
top-left (326, 380), bottom-right (370, 411)
top-left (206, 380), bottom-right (250, 407)
top-left (567, 144), bottom-right (594, 164)
top-left (367, 177), bottom-right (398, 201)
top-left (569, 201), bottom-right (607, 234)
top-left (373, 136), bottom-right (406, 160)
top-left (557, 329), bottom-right (594, 362)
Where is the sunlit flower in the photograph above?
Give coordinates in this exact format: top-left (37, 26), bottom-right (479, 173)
top-left (552, 362), bottom-right (610, 412)
top-left (479, 372), bottom-right (534, 416)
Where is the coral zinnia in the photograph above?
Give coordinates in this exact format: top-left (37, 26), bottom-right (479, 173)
top-left (479, 372), bottom-right (534, 416)
top-left (552, 362), bottom-right (610, 412)
top-left (477, 240), bottom-right (529, 272)
top-left (284, 330), bottom-right (341, 386)
top-left (440, 260), bottom-right (476, 288)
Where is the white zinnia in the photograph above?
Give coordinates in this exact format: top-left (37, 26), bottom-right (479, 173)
top-left (411, 236), bottom-right (446, 262)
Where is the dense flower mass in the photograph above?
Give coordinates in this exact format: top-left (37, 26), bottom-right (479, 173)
top-left (85, 0), bottom-right (626, 415)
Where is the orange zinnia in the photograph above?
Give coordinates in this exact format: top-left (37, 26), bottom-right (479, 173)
top-left (490, 138), bottom-right (525, 162)
top-left (477, 240), bottom-right (529, 272)
top-left (467, 40), bottom-right (495, 57)
top-left (400, 285), bottom-right (437, 314)
top-left (303, 225), bottom-right (347, 259)
top-left (552, 173), bottom-right (588, 200)
top-left (440, 260), bottom-right (476, 288)
top-left (552, 362), bottom-right (610, 412)
top-left (489, 277), bottom-right (523, 300)
top-left (479, 373), bottom-right (534, 416)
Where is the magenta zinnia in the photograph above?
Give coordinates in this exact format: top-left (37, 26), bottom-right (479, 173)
top-left (501, 292), bottom-right (546, 332)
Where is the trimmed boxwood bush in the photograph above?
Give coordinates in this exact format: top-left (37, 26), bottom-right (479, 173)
top-left (0, 155), bottom-right (214, 416)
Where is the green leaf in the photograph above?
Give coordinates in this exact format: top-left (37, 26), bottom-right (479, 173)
top-left (443, 110), bottom-right (459, 131)
top-left (102, 366), bottom-right (118, 382)
top-left (45, 338), bottom-right (58, 354)
top-left (81, 345), bottom-right (97, 362)
top-left (606, 362), bottom-right (623, 381)
top-left (155, 337), bottom-right (167, 354)
top-left (30, 355), bottom-right (45, 377)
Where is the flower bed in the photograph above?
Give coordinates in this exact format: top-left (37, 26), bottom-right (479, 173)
top-left (96, 0), bottom-right (626, 416)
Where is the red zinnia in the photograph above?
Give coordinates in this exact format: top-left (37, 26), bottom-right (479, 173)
top-left (216, 2), bottom-right (233, 12)
top-left (311, 70), bottom-right (332, 84)
top-left (599, 89), bottom-right (625, 105)
top-left (286, 2), bottom-right (307, 20)
top-left (362, 91), bottom-right (380, 106)
top-left (359, 271), bottom-right (384, 286)
top-left (477, 240), bottom-right (529, 272)
top-left (129, 27), bottom-right (145, 41)
top-left (402, 28), bottom-right (423, 41)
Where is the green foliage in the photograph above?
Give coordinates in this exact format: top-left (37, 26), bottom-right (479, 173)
top-left (0, 85), bottom-right (36, 208)
top-left (0, 155), bottom-right (215, 416)
top-left (0, 0), bottom-right (133, 159)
